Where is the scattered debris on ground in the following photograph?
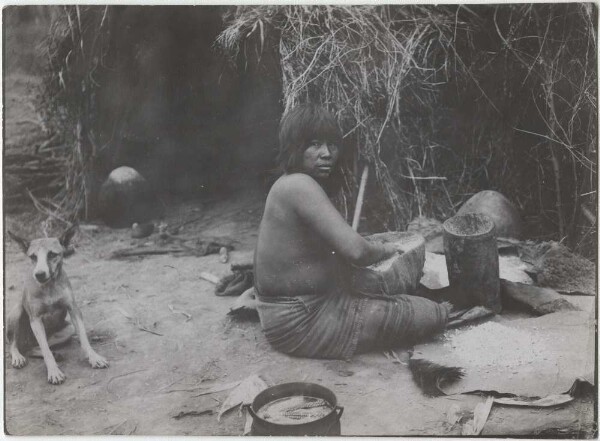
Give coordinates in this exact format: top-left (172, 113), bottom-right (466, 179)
top-left (172, 409), bottom-right (214, 420)
top-left (216, 264), bottom-right (254, 297)
top-left (494, 394), bottom-right (574, 408)
top-left (501, 279), bottom-right (579, 315)
top-left (218, 374), bottom-right (267, 421)
top-left (408, 359), bottom-right (464, 397)
top-left (461, 396), bottom-right (494, 436)
top-left (110, 236), bottom-right (234, 259)
top-left (116, 306), bottom-right (163, 336)
top-left (168, 304), bottom-right (193, 322)
top-left (228, 288), bottom-right (259, 320)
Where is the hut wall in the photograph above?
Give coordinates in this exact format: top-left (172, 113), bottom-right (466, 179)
top-left (94, 6), bottom-right (248, 197)
top-left (229, 31), bottom-right (283, 188)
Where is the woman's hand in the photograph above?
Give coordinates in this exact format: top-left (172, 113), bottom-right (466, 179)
top-left (382, 241), bottom-right (408, 258)
top-left (381, 242), bottom-right (399, 259)
top-left (392, 242), bottom-right (406, 255)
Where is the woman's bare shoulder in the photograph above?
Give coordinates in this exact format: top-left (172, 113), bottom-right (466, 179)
top-left (272, 173), bottom-right (322, 194)
top-left (270, 174), bottom-right (331, 215)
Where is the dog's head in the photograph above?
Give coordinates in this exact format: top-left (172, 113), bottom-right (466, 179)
top-left (8, 225), bottom-right (77, 284)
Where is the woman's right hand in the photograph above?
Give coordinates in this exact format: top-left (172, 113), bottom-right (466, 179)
top-left (381, 242), bottom-right (399, 259)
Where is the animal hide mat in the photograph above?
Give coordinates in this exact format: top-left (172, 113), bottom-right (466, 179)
top-left (411, 310), bottom-right (594, 397)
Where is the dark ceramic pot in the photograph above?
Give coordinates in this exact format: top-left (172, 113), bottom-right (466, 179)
top-left (246, 382), bottom-right (343, 436)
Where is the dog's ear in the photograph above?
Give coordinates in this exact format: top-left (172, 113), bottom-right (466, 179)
top-left (8, 231), bottom-right (30, 254)
top-left (59, 224), bottom-right (78, 249)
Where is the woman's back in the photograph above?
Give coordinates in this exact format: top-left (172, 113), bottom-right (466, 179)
top-left (254, 174), bottom-right (340, 298)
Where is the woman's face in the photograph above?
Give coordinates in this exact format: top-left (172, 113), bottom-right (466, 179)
top-left (301, 139), bottom-right (340, 179)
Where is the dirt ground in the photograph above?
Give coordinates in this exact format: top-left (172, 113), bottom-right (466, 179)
top-left (4, 189), bottom-right (597, 436)
top-left (3, 28), bottom-right (596, 436)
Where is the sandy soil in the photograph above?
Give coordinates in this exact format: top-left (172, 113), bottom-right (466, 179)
top-left (4, 191), bottom-right (596, 436)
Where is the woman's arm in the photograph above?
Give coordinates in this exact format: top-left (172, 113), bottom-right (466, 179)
top-left (279, 174), bottom-right (396, 266)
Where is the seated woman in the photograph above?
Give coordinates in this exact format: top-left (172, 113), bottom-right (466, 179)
top-left (254, 104), bottom-right (448, 360)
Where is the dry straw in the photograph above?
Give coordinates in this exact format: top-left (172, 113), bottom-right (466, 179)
top-left (218, 5), bottom-right (465, 229)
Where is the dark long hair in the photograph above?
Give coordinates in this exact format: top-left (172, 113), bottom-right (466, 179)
top-left (277, 104), bottom-right (344, 174)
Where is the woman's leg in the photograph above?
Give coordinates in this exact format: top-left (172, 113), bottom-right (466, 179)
top-left (355, 300), bottom-right (388, 353)
top-left (356, 296), bottom-right (450, 354)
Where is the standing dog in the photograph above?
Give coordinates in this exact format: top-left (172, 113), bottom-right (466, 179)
top-left (7, 226), bottom-right (108, 384)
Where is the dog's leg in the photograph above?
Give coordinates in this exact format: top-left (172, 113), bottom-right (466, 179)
top-left (7, 304), bottom-right (27, 368)
top-left (29, 317), bottom-right (66, 384)
top-left (29, 310), bottom-right (75, 357)
top-left (48, 321), bottom-right (76, 347)
top-left (29, 323), bottom-right (75, 358)
top-left (69, 305), bottom-right (109, 368)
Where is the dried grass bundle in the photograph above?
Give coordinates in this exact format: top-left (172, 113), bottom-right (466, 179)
top-left (38, 6), bottom-right (112, 226)
top-left (218, 5), bottom-right (466, 229)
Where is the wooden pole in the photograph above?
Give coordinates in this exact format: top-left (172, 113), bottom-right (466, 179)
top-left (352, 165), bottom-right (369, 231)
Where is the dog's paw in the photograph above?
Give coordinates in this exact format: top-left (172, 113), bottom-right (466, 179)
top-left (88, 353), bottom-right (109, 369)
top-left (11, 353), bottom-right (27, 369)
top-left (47, 366), bottom-right (66, 384)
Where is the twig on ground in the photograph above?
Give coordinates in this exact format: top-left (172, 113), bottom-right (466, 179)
top-left (168, 304), bottom-right (192, 322)
top-left (108, 420), bottom-right (128, 435)
top-left (110, 247), bottom-right (188, 259)
top-left (172, 410), bottom-right (214, 420)
top-left (167, 213), bottom-right (207, 232)
top-left (191, 380), bottom-right (242, 397)
top-left (106, 369), bottom-right (148, 393)
top-left (136, 325), bottom-right (163, 336)
top-left (116, 307), bottom-right (163, 336)
top-left (161, 387), bottom-right (207, 394)
top-left (155, 374), bottom-right (205, 393)
top-left (154, 376), bottom-right (193, 393)
top-left (199, 272), bottom-right (221, 284)
top-left (383, 350), bottom-right (407, 365)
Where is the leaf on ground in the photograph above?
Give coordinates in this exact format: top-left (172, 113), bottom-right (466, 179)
top-left (494, 394), bottom-right (573, 407)
top-left (193, 380), bottom-right (241, 397)
top-left (168, 304), bottom-right (192, 321)
top-left (199, 272), bottom-right (220, 284)
top-left (462, 396), bottom-right (494, 436)
top-left (172, 409), bottom-right (214, 420)
top-left (243, 407), bottom-right (253, 435)
top-left (218, 374), bottom-right (267, 421)
top-left (115, 306), bottom-right (133, 319)
top-left (446, 403), bottom-right (461, 426)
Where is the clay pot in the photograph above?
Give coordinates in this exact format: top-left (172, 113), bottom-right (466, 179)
top-left (98, 166), bottom-right (162, 228)
top-left (456, 190), bottom-right (522, 239)
top-left (246, 382), bottom-right (343, 436)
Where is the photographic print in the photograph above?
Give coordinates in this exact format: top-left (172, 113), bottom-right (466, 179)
top-left (3, 3), bottom-right (597, 436)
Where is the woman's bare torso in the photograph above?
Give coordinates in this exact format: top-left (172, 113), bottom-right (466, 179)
top-left (254, 175), bottom-right (342, 298)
